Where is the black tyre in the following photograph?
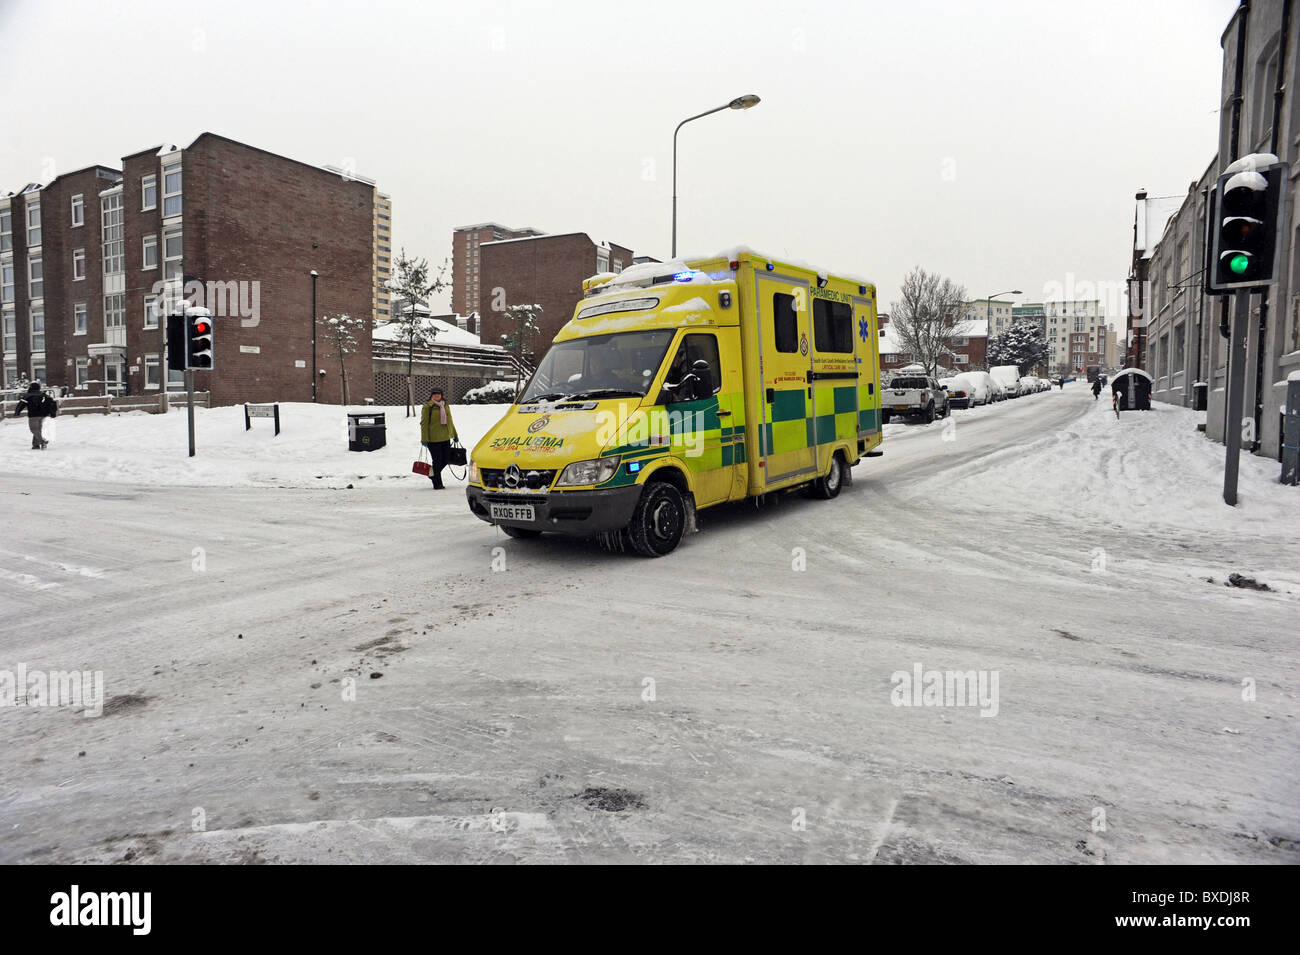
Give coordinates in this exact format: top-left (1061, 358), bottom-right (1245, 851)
top-left (626, 482), bottom-right (686, 557)
top-left (881, 410), bottom-right (891, 424)
top-left (811, 453), bottom-right (845, 500)
top-left (923, 402), bottom-right (935, 423)
top-left (500, 525), bottom-right (541, 539)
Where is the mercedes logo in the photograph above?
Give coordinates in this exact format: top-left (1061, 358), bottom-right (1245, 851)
top-left (504, 464), bottom-right (522, 488)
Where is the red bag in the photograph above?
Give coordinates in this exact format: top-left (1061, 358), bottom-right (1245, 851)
top-left (413, 446), bottom-right (431, 476)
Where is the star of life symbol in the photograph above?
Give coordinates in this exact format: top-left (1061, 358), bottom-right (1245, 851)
top-left (859, 317), bottom-right (870, 341)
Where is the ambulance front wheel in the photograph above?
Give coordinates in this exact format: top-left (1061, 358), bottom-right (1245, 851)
top-left (626, 481), bottom-right (686, 557)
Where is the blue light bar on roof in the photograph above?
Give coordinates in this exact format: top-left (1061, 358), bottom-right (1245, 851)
top-left (673, 270), bottom-right (697, 282)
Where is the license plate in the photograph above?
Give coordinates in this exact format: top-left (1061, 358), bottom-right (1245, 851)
top-left (490, 503), bottom-right (535, 522)
top-left (893, 404), bottom-right (909, 410)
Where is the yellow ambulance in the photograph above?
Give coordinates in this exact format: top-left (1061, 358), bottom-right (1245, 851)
top-left (465, 250), bottom-right (883, 555)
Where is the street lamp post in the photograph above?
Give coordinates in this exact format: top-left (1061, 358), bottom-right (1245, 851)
top-left (672, 94), bottom-right (760, 258)
top-left (310, 270), bottom-right (318, 402)
top-left (985, 289), bottom-right (1021, 369)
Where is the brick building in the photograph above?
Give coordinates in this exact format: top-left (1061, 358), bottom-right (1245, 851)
top-left (452, 222), bottom-right (543, 332)
top-left (477, 232), bottom-right (635, 359)
top-left (3, 133), bottom-right (377, 405)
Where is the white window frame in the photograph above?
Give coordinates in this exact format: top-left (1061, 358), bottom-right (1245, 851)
top-left (27, 255), bottom-right (42, 299)
top-left (1, 261), bottom-right (13, 303)
top-left (144, 353), bottom-right (161, 390)
top-left (32, 361), bottom-right (45, 384)
top-left (0, 207), bottom-right (11, 253)
top-left (142, 233), bottom-right (158, 270)
top-left (71, 194), bottom-right (84, 227)
top-left (101, 192), bottom-right (124, 275)
top-left (2, 308), bottom-right (15, 352)
top-left (144, 294), bottom-right (159, 329)
top-left (30, 304), bottom-right (45, 353)
top-left (76, 358), bottom-right (89, 389)
top-left (141, 174), bottom-right (157, 211)
top-left (73, 248), bottom-right (86, 281)
top-left (74, 302), bottom-right (88, 336)
top-left (26, 200), bottom-right (40, 247)
top-left (163, 225), bottom-right (183, 280)
top-left (162, 163), bottom-right (182, 217)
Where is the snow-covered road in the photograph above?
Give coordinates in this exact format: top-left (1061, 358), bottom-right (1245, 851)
top-left (1, 387), bottom-right (1296, 863)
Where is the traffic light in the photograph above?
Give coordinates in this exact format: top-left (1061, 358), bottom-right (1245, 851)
top-left (1206, 154), bottom-right (1287, 294)
top-left (166, 312), bottom-right (187, 371)
top-left (187, 310), bottom-right (214, 369)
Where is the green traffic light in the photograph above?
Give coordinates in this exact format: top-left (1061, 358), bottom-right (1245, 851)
top-left (1229, 253), bottom-right (1252, 275)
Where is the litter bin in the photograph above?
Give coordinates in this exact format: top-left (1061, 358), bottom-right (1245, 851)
top-left (1193, 381), bottom-right (1208, 412)
top-left (347, 412), bottom-right (386, 452)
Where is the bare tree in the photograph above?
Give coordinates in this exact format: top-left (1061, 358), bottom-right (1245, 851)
top-left (388, 248), bottom-right (449, 416)
top-left (500, 304), bottom-right (542, 397)
top-left (323, 313), bottom-right (366, 405)
top-left (889, 267), bottom-right (969, 378)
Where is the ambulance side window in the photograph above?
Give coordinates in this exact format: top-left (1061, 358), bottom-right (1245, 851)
top-left (772, 293), bottom-right (798, 353)
top-left (664, 333), bottom-right (721, 402)
top-left (813, 300), bottom-right (854, 353)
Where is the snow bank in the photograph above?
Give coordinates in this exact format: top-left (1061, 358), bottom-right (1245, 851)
top-left (0, 402), bottom-right (514, 489)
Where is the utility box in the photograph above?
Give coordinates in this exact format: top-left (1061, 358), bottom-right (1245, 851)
top-left (1193, 381), bottom-right (1208, 412)
top-left (347, 412), bottom-right (386, 452)
top-left (1282, 378), bottom-right (1300, 486)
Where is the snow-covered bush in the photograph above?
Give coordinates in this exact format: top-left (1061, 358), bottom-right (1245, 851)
top-left (461, 380), bottom-right (518, 404)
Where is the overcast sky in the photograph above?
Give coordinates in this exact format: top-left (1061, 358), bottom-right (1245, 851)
top-left (1, 0), bottom-right (1237, 326)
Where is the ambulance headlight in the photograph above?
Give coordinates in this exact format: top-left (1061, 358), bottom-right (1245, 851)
top-left (468, 460), bottom-right (480, 483)
top-left (555, 455), bottom-right (622, 487)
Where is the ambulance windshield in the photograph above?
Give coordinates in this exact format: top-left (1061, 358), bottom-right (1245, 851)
top-left (519, 329), bottom-right (676, 403)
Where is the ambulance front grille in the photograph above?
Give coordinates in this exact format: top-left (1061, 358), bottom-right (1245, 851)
top-left (481, 468), bottom-right (557, 490)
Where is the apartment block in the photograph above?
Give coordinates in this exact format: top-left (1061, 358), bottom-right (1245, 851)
top-left (374, 192), bottom-right (392, 323)
top-left (452, 222), bottom-right (543, 331)
top-left (3, 133), bottom-right (377, 405)
top-left (477, 232), bottom-right (635, 360)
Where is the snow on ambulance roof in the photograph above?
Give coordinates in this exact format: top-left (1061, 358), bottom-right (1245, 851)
top-left (1111, 367), bottom-right (1153, 381)
top-left (589, 248), bottom-right (875, 293)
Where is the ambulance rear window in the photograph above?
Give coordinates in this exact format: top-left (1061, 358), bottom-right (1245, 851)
top-left (772, 293), bottom-right (798, 353)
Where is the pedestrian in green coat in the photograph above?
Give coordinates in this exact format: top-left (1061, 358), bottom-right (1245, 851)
top-left (420, 386), bottom-right (458, 489)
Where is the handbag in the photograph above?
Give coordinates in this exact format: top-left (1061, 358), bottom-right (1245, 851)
top-left (448, 438), bottom-right (467, 467)
top-left (412, 445), bottom-right (432, 476)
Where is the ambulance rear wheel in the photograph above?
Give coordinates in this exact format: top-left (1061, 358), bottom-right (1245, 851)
top-left (627, 482), bottom-right (685, 557)
top-left (500, 525), bottom-right (541, 539)
top-left (812, 453), bottom-right (845, 500)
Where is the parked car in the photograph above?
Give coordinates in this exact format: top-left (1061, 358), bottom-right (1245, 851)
top-left (949, 371), bottom-right (990, 407)
top-left (881, 371), bottom-right (950, 423)
top-left (990, 365), bottom-right (1022, 399)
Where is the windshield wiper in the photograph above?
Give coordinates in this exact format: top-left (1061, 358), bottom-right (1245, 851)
top-left (565, 389), bottom-right (644, 400)
top-left (524, 392), bottom-right (569, 402)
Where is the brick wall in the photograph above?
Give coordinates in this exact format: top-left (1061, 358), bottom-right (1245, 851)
top-left (478, 232), bottom-right (599, 359)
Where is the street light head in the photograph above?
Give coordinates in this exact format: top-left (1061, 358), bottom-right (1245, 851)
top-left (729, 94), bottom-right (761, 110)
top-left (1011, 289), bottom-right (1022, 294)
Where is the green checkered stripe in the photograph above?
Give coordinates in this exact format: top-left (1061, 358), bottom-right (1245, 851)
top-left (766, 384), bottom-right (876, 450)
top-left (601, 394), bottom-right (747, 488)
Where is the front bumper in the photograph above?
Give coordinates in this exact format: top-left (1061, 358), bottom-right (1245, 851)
top-left (466, 483), bottom-right (644, 536)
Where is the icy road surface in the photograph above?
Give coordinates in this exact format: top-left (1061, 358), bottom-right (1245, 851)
top-left (1, 388), bottom-right (1296, 863)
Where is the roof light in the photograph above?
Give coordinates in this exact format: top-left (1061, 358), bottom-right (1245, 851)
top-left (673, 270), bottom-right (697, 282)
top-left (765, 262), bottom-right (774, 271)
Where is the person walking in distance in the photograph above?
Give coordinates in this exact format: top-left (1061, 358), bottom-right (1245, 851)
top-left (420, 386), bottom-right (458, 489)
top-left (14, 381), bottom-right (56, 449)
top-left (1091, 378), bottom-right (1102, 400)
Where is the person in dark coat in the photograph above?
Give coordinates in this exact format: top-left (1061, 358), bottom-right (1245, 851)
top-left (14, 381), bottom-right (55, 449)
top-left (1091, 378), bottom-right (1103, 400)
top-left (420, 386), bottom-right (458, 489)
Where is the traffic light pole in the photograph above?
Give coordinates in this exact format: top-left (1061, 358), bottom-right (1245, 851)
top-left (1222, 287), bottom-right (1250, 505)
top-left (186, 368), bottom-right (196, 458)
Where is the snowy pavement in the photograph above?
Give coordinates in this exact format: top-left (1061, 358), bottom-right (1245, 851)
top-left (0, 387), bottom-right (1297, 863)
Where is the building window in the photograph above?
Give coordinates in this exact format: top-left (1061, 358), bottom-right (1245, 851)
top-left (144, 354), bottom-right (161, 389)
top-left (597, 249), bottom-right (610, 273)
top-left (141, 174), bottom-right (157, 211)
top-left (32, 361), bottom-right (45, 384)
top-left (104, 359), bottom-right (122, 394)
top-left (162, 164), bottom-right (182, 217)
top-left (26, 200), bottom-right (40, 247)
top-left (76, 358), bottom-right (89, 389)
top-left (0, 207), bottom-right (10, 252)
top-left (144, 294), bottom-right (159, 328)
top-left (73, 248), bottom-right (86, 280)
top-left (2, 309), bottom-right (15, 352)
top-left (1173, 322), bottom-right (1186, 373)
top-left (1, 261), bottom-right (13, 303)
top-left (30, 305), bottom-right (44, 352)
top-left (163, 225), bottom-right (183, 280)
top-left (142, 234), bottom-right (158, 270)
top-left (101, 192), bottom-right (124, 274)
top-left (71, 194), bottom-right (85, 227)
top-left (104, 292), bottom-right (124, 332)
top-left (28, 255), bottom-right (43, 299)
top-left (74, 302), bottom-right (88, 335)
top-left (167, 364), bottom-right (185, 390)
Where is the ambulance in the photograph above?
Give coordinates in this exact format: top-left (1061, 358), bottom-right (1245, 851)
top-left (465, 250), bottom-right (884, 556)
